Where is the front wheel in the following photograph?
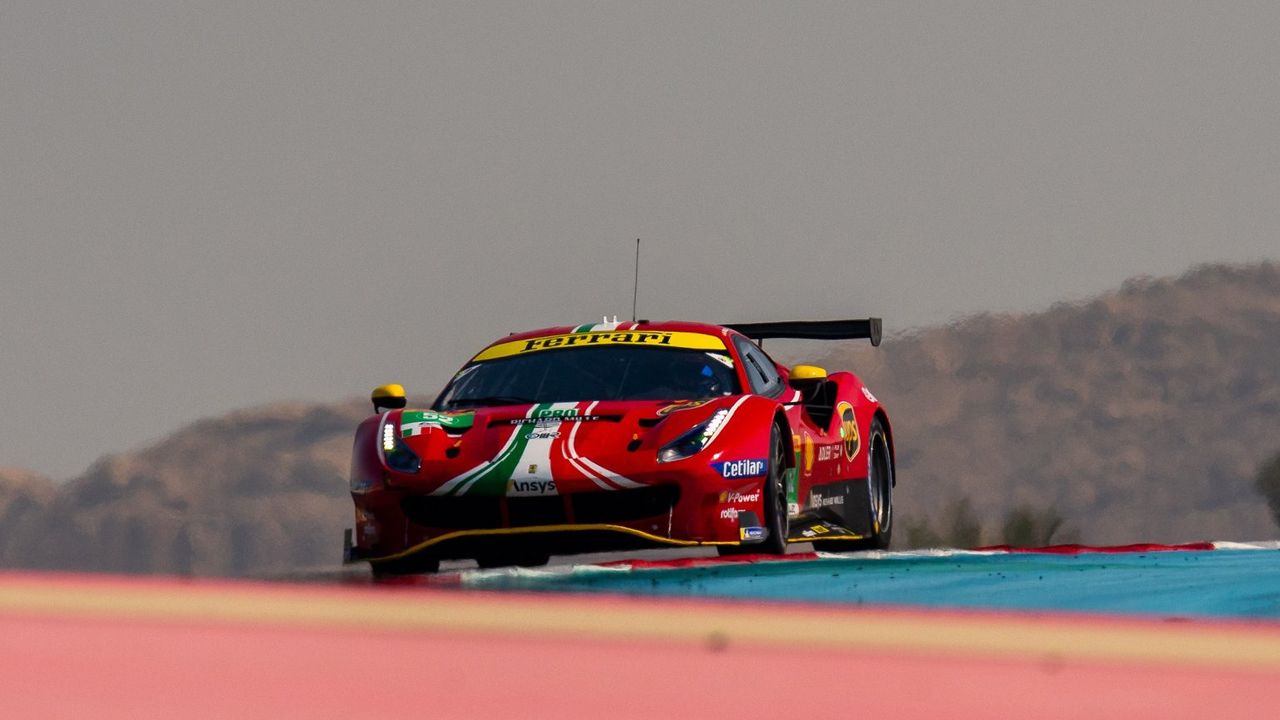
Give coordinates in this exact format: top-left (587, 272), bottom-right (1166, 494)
top-left (718, 422), bottom-right (789, 556)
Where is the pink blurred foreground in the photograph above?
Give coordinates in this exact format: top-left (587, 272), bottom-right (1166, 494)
top-left (2, 571), bottom-right (1279, 719)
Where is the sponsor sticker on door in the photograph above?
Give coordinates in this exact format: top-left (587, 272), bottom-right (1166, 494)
top-left (712, 458), bottom-right (766, 478)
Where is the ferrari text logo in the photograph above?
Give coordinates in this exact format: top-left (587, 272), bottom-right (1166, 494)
top-left (521, 331), bottom-right (674, 352)
top-left (472, 330), bottom-right (727, 362)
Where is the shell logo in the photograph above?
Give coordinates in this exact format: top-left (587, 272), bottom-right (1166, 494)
top-left (837, 401), bottom-right (860, 461)
top-left (802, 433), bottom-right (815, 475)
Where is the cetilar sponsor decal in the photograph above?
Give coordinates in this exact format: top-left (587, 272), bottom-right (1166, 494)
top-left (472, 330), bottom-right (726, 361)
top-left (712, 458), bottom-right (767, 479)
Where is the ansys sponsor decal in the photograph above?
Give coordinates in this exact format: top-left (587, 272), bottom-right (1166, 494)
top-left (837, 401), bottom-right (860, 461)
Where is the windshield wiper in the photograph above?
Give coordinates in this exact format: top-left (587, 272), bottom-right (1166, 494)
top-left (445, 395), bottom-right (538, 409)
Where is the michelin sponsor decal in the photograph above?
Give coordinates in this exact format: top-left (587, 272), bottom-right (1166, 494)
top-left (740, 527), bottom-right (767, 542)
top-left (712, 458), bottom-right (767, 479)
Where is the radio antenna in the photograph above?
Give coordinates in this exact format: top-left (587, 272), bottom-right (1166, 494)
top-left (631, 238), bottom-right (641, 322)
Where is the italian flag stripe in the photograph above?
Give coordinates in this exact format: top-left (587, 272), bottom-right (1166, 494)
top-left (447, 404), bottom-right (548, 496)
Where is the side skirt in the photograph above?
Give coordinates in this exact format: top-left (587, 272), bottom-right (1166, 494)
top-left (786, 477), bottom-right (873, 543)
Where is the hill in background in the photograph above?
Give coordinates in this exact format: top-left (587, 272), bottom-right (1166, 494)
top-left (0, 403), bottom-right (365, 576)
top-left (1, 263), bottom-right (1278, 575)
top-left (819, 263), bottom-right (1280, 545)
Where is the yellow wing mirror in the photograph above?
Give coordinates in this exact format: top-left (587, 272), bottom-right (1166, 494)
top-left (790, 365), bottom-right (828, 383)
top-left (371, 384), bottom-right (407, 412)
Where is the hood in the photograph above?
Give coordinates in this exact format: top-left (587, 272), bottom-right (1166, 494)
top-left (391, 397), bottom-right (736, 497)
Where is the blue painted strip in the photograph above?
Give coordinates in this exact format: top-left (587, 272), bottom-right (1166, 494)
top-left (466, 549), bottom-right (1280, 619)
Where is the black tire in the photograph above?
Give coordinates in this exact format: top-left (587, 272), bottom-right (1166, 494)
top-left (718, 422), bottom-right (789, 556)
top-left (812, 416), bottom-right (893, 552)
top-left (865, 417), bottom-right (894, 549)
top-left (369, 554), bottom-right (440, 578)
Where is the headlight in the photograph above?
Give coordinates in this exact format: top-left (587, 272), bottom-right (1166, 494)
top-left (380, 414), bottom-right (422, 474)
top-left (657, 409), bottom-right (730, 463)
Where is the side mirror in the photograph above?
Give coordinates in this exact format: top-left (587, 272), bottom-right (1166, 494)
top-left (790, 365), bottom-right (828, 385)
top-left (371, 384), bottom-right (407, 412)
top-left (790, 365), bottom-right (835, 428)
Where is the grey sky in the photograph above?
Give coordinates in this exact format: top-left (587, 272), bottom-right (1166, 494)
top-left (3, 1), bottom-right (1279, 478)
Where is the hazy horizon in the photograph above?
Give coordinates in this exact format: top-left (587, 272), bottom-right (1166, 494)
top-left (4, 2), bottom-right (1279, 478)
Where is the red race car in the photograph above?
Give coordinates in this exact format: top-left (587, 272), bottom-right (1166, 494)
top-left (345, 318), bottom-right (894, 575)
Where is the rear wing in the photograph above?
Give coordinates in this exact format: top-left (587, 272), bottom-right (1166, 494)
top-left (724, 318), bottom-right (882, 347)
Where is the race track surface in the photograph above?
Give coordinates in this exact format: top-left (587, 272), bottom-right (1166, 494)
top-left (451, 542), bottom-right (1280, 618)
top-left (4, 542), bottom-right (1280, 718)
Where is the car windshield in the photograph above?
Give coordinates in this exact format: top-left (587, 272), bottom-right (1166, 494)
top-left (435, 346), bottom-right (740, 409)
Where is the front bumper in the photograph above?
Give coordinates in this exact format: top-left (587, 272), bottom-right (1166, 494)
top-left (349, 522), bottom-right (739, 566)
top-left (350, 473), bottom-right (769, 564)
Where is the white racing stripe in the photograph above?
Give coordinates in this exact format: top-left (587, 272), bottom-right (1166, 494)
top-left (563, 401), bottom-right (645, 489)
top-left (506, 401), bottom-right (578, 496)
top-left (563, 401), bottom-right (616, 491)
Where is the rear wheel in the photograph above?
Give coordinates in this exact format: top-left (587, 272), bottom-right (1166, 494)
top-left (814, 416), bottom-right (893, 552)
top-left (718, 422), bottom-right (789, 556)
top-left (865, 417), bottom-right (893, 549)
